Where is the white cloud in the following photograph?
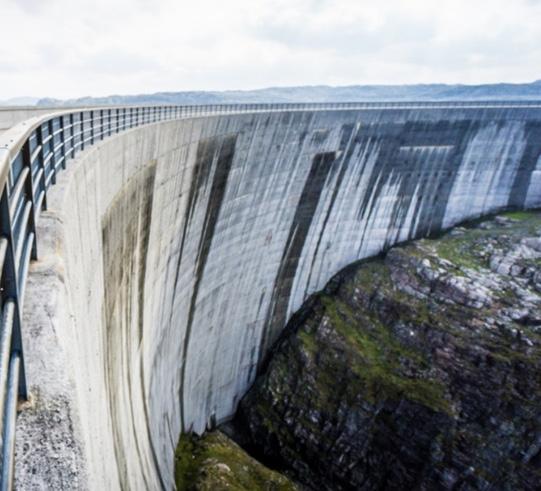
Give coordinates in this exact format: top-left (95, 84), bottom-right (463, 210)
top-left (0, 0), bottom-right (539, 99)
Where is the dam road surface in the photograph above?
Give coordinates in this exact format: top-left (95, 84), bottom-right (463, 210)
top-left (0, 102), bottom-right (539, 489)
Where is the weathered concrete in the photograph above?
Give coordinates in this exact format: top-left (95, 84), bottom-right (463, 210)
top-left (0, 107), bottom-right (68, 134)
top-left (15, 107), bottom-right (541, 489)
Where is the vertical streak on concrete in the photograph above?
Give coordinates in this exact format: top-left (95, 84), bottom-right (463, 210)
top-left (178, 135), bottom-right (237, 431)
top-left (508, 122), bottom-right (541, 208)
top-left (101, 162), bottom-right (157, 489)
top-left (355, 119), bottom-right (478, 244)
top-left (304, 124), bottom-right (357, 297)
top-left (262, 151), bottom-right (336, 358)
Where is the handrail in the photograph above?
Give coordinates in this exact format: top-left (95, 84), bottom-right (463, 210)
top-left (0, 100), bottom-right (540, 489)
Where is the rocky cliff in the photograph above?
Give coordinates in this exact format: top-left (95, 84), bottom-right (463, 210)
top-left (174, 431), bottom-right (297, 491)
top-left (230, 211), bottom-right (541, 490)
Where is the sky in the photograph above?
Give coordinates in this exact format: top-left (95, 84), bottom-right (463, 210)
top-left (0, 0), bottom-right (540, 100)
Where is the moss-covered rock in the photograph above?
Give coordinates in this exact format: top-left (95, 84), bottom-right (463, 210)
top-left (174, 430), bottom-right (298, 491)
top-left (232, 211), bottom-right (541, 491)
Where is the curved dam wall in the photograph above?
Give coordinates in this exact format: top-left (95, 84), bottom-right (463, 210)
top-left (17, 107), bottom-right (541, 489)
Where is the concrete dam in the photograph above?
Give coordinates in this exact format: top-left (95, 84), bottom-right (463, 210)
top-left (3, 103), bottom-right (540, 489)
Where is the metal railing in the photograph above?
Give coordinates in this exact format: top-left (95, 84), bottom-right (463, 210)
top-left (0, 100), bottom-right (539, 489)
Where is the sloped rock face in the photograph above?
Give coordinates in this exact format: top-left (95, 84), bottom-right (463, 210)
top-left (233, 211), bottom-right (541, 490)
top-left (174, 431), bottom-right (298, 491)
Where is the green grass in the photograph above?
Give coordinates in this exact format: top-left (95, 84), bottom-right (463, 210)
top-left (175, 431), bottom-right (298, 491)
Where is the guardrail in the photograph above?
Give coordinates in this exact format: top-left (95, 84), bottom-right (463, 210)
top-left (0, 100), bottom-right (540, 489)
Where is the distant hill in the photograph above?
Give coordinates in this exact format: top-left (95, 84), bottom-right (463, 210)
top-left (29, 80), bottom-right (541, 107)
top-left (0, 96), bottom-right (40, 106)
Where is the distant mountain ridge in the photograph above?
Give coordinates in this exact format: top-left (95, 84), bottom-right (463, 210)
top-left (24, 80), bottom-right (541, 107)
top-left (0, 96), bottom-right (40, 106)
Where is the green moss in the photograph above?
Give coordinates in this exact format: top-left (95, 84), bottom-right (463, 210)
top-left (347, 252), bottom-right (437, 328)
top-left (484, 336), bottom-right (541, 366)
top-left (319, 296), bottom-right (451, 414)
top-left (175, 431), bottom-right (298, 491)
top-left (424, 210), bottom-right (541, 273)
top-left (502, 210), bottom-right (533, 221)
top-left (352, 259), bottom-right (391, 289)
top-left (499, 210), bottom-right (541, 235)
top-left (434, 237), bottom-right (484, 272)
top-left (175, 433), bottom-right (197, 491)
top-left (298, 330), bottom-right (318, 357)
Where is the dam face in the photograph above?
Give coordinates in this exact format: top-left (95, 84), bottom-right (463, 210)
top-left (17, 107), bottom-right (541, 489)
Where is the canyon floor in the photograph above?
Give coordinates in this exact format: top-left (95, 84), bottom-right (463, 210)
top-left (175, 210), bottom-right (541, 491)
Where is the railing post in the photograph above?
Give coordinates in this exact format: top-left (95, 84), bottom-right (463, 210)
top-left (35, 125), bottom-right (47, 211)
top-left (0, 187), bottom-right (27, 400)
top-left (21, 142), bottom-right (38, 261)
top-left (80, 112), bottom-right (85, 152)
top-left (49, 120), bottom-right (56, 186)
top-left (90, 111), bottom-right (95, 145)
top-left (68, 114), bottom-right (74, 158)
top-left (98, 110), bottom-right (103, 140)
top-left (60, 116), bottom-right (67, 170)
top-left (1, 351), bottom-right (20, 490)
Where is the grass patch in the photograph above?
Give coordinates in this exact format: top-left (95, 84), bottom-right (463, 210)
top-left (175, 431), bottom-right (298, 491)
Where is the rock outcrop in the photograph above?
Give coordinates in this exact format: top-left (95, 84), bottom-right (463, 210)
top-left (174, 431), bottom-right (297, 490)
top-left (232, 211), bottom-right (541, 490)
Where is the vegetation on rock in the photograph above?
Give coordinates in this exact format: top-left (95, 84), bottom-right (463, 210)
top-left (231, 211), bottom-right (541, 490)
top-left (174, 430), bottom-right (298, 491)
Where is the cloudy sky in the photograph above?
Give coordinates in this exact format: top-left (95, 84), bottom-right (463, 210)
top-left (1, 0), bottom-right (540, 99)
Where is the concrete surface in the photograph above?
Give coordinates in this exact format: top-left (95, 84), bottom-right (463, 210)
top-left (15, 107), bottom-right (541, 489)
top-left (0, 107), bottom-right (67, 135)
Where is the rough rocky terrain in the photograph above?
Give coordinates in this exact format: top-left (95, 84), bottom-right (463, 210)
top-left (174, 430), bottom-right (298, 490)
top-left (227, 211), bottom-right (541, 490)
